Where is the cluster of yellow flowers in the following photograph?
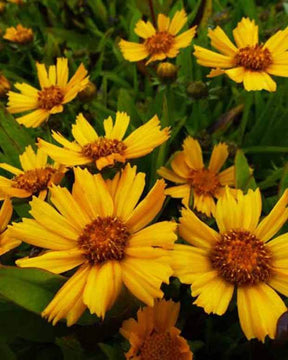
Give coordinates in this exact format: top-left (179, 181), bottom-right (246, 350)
top-left (1, 7), bottom-right (288, 359)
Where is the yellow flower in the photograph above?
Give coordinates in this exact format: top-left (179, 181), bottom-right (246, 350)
top-left (172, 188), bottom-right (288, 341)
top-left (3, 24), bottom-right (33, 44)
top-left (7, 58), bottom-right (89, 128)
top-left (38, 112), bottom-right (170, 171)
top-left (194, 18), bottom-right (288, 92)
top-left (0, 145), bottom-right (66, 200)
top-left (0, 198), bottom-right (21, 255)
top-left (12, 164), bottom-right (177, 325)
top-left (158, 137), bottom-right (235, 217)
top-left (119, 9), bottom-right (196, 64)
top-left (120, 299), bottom-right (193, 360)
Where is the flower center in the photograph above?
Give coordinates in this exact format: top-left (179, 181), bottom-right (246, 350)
top-left (145, 32), bottom-right (174, 55)
top-left (78, 216), bottom-right (130, 264)
top-left (234, 45), bottom-right (272, 71)
top-left (189, 168), bottom-right (221, 196)
top-left (12, 168), bottom-right (57, 194)
top-left (37, 85), bottom-right (64, 110)
top-left (81, 138), bottom-right (127, 161)
top-left (210, 229), bottom-right (273, 286)
top-left (139, 331), bottom-right (182, 360)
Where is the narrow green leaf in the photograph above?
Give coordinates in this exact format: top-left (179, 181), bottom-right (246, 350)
top-left (235, 150), bottom-right (257, 190)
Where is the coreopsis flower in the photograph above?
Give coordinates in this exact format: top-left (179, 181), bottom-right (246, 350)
top-left (120, 299), bottom-right (193, 360)
top-left (3, 24), bottom-right (33, 44)
top-left (7, 58), bottom-right (89, 128)
top-left (0, 145), bottom-right (66, 200)
top-left (119, 10), bottom-right (196, 65)
top-left (0, 198), bottom-right (21, 255)
top-left (158, 137), bottom-right (235, 217)
top-left (12, 164), bottom-right (177, 325)
top-left (38, 112), bottom-right (170, 171)
top-left (193, 18), bottom-right (288, 92)
top-left (172, 188), bottom-right (288, 341)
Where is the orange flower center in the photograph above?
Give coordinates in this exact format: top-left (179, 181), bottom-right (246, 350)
top-left (78, 216), bottom-right (130, 264)
top-left (189, 168), bottom-right (221, 196)
top-left (210, 229), bottom-right (273, 286)
top-left (12, 168), bottom-right (57, 194)
top-left (234, 45), bottom-right (273, 71)
top-left (139, 331), bottom-right (183, 360)
top-left (145, 31), bottom-right (174, 55)
top-left (81, 138), bottom-right (127, 161)
top-left (37, 85), bottom-right (64, 110)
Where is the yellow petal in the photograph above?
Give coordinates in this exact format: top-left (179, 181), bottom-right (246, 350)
top-left (255, 189), bottom-right (288, 242)
top-left (174, 27), bottom-right (196, 49)
top-left (153, 299), bottom-right (180, 331)
top-left (192, 271), bottom-right (234, 315)
top-left (169, 9), bottom-right (187, 36)
top-left (218, 166), bottom-right (235, 186)
top-left (0, 198), bottom-right (13, 232)
top-left (56, 58), bottom-right (69, 88)
top-left (233, 17), bottom-right (258, 48)
top-left (157, 166), bottom-right (186, 183)
top-left (225, 66), bottom-right (245, 83)
top-left (266, 233), bottom-right (288, 269)
top-left (194, 45), bottom-right (234, 68)
top-left (237, 283), bottom-right (286, 341)
top-left (264, 26), bottom-right (288, 55)
top-left (19, 145), bottom-right (38, 171)
top-left (0, 163), bottom-right (22, 175)
top-left (83, 261), bottom-right (122, 318)
top-left (179, 206), bottom-right (219, 249)
top-left (126, 179), bottom-right (166, 233)
top-left (208, 26), bottom-right (238, 56)
top-left (182, 137), bottom-right (203, 169)
top-left (71, 113), bottom-right (98, 146)
top-left (134, 20), bottom-right (156, 39)
top-left (193, 193), bottom-right (216, 217)
top-left (208, 142), bottom-right (229, 173)
top-left (0, 230), bottom-right (21, 256)
top-left (36, 62), bottom-right (51, 88)
top-left (268, 268), bottom-right (288, 297)
top-left (42, 265), bottom-right (89, 326)
top-left (119, 40), bottom-right (149, 62)
top-left (109, 111), bottom-right (130, 140)
top-left (157, 14), bottom-right (170, 32)
top-left (243, 71), bottom-right (276, 92)
top-left (15, 109), bottom-right (49, 128)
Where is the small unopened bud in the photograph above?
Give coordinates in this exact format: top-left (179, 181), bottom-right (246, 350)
top-left (78, 81), bottom-right (97, 102)
top-left (0, 74), bottom-right (10, 97)
top-left (157, 62), bottom-right (178, 80)
top-left (187, 81), bottom-right (208, 99)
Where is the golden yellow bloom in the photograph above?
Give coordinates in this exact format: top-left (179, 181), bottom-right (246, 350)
top-left (0, 198), bottom-right (21, 255)
top-left (0, 74), bottom-right (10, 97)
top-left (7, 58), bottom-right (89, 128)
top-left (172, 188), bottom-right (288, 341)
top-left (120, 299), bottom-right (193, 360)
top-left (119, 10), bottom-right (196, 64)
top-left (12, 164), bottom-right (177, 325)
top-left (0, 145), bottom-right (66, 200)
top-left (3, 24), bottom-right (33, 44)
top-left (194, 17), bottom-right (288, 92)
top-left (38, 112), bottom-right (170, 171)
top-left (158, 137), bottom-right (235, 217)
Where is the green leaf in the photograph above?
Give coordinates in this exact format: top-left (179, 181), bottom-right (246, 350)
top-left (0, 266), bottom-right (65, 314)
top-left (99, 343), bottom-right (125, 360)
top-left (280, 164), bottom-right (288, 196)
top-left (0, 340), bottom-right (16, 360)
top-left (56, 337), bottom-right (85, 360)
top-left (235, 150), bottom-right (257, 191)
top-left (0, 107), bottom-right (34, 166)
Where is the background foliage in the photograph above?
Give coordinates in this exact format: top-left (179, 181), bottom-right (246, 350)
top-left (0, 0), bottom-right (288, 359)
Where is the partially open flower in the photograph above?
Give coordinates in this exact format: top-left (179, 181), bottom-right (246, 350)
top-left (7, 58), bottom-right (89, 128)
top-left (120, 299), bottom-right (193, 360)
top-left (158, 136), bottom-right (236, 217)
top-left (120, 10), bottom-right (196, 65)
top-left (3, 24), bottom-right (33, 44)
top-left (0, 74), bottom-right (10, 97)
top-left (157, 62), bottom-right (178, 80)
top-left (0, 145), bottom-right (66, 200)
top-left (194, 17), bottom-right (288, 92)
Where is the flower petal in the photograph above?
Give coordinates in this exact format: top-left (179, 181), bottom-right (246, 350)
top-left (208, 26), bottom-right (238, 56)
top-left (233, 18), bottom-right (258, 48)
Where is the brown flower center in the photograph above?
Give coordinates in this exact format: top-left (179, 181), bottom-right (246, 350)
top-left (37, 85), bottom-right (64, 110)
top-left (81, 138), bottom-right (127, 161)
top-left (12, 168), bottom-right (57, 194)
top-left (210, 229), bottom-right (273, 286)
top-left (189, 168), bottom-right (221, 196)
top-left (234, 45), bottom-right (273, 71)
top-left (139, 331), bottom-right (183, 360)
top-left (145, 31), bottom-right (174, 55)
top-left (78, 217), bottom-right (130, 264)
top-left (13, 28), bottom-right (33, 44)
